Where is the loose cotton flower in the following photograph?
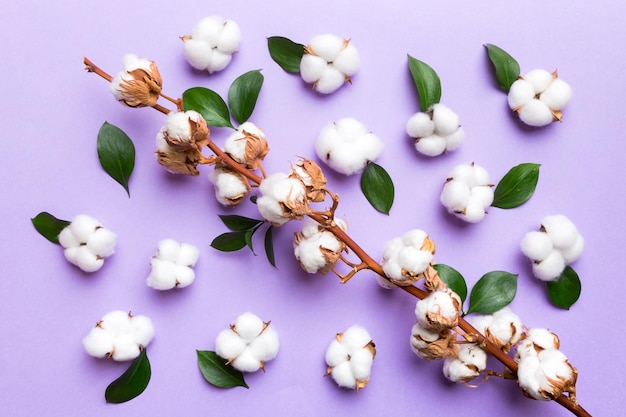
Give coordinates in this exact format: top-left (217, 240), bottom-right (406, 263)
top-left (182, 16), bottom-right (241, 74)
top-left (508, 69), bottom-right (572, 127)
top-left (109, 53), bottom-right (162, 108)
top-left (215, 312), bottom-right (279, 372)
top-left (300, 34), bottom-right (360, 94)
top-left (294, 218), bottom-right (347, 274)
top-left (315, 118), bottom-right (383, 175)
top-left (208, 162), bottom-right (251, 206)
top-left (58, 214), bottom-right (116, 272)
top-left (325, 325), bottom-right (376, 391)
top-left (440, 162), bottom-right (494, 223)
top-left (380, 229), bottom-right (436, 287)
top-left (467, 307), bottom-right (523, 353)
top-left (223, 122), bottom-right (269, 170)
top-left (82, 310), bottom-right (155, 362)
top-left (155, 110), bottom-right (209, 176)
top-left (414, 289), bottom-right (462, 332)
top-left (257, 172), bottom-right (309, 226)
top-left (146, 239), bottom-right (200, 290)
top-left (442, 343), bottom-right (488, 384)
top-left (406, 104), bottom-right (464, 157)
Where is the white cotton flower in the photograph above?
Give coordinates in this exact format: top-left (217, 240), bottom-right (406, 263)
top-left (215, 312), bottom-right (279, 373)
top-left (410, 322), bottom-right (456, 361)
top-left (507, 69), bottom-right (572, 127)
top-left (516, 345), bottom-right (577, 401)
top-left (468, 307), bottom-right (523, 353)
top-left (82, 310), bottom-right (154, 362)
top-left (315, 118), bottom-right (383, 175)
top-left (440, 162), bottom-right (493, 223)
top-left (415, 290), bottom-right (462, 332)
top-left (380, 229), bottom-right (435, 287)
top-left (294, 218), bottom-right (347, 274)
top-left (208, 164), bottom-right (251, 206)
top-left (58, 215), bottom-right (116, 273)
top-left (300, 34), bottom-right (360, 94)
top-left (407, 104), bottom-right (464, 157)
top-left (515, 328), bottom-right (561, 362)
top-left (257, 172), bottom-right (308, 226)
top-left (146, 239), bottom-right (199, 290)
top-left (325, 325), bottom-right (375, 391)
top-left (182, 16), bottom-right (241, 73)
top-left (223, 122), bottom-right (269, 170)
top-left (109, 53), bottom-right (162, 108)
top-left (442, 343), bottom-right (487, 384)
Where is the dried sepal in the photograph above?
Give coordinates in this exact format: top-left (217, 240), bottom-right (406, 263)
top-left (291, 159), bottom-right (327, 203)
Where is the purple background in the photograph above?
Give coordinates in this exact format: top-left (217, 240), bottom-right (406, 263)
top-left (1, 1), bottom-right (622, 415)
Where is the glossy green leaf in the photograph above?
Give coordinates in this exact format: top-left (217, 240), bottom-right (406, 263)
top-left (97, 121), bottom-right (135, 197)
top-left (433, 264), bottom-right (467, 304)
top-left (211, 231), bottom-right (248, 252)
top-left (547, 266), bottom-right (581, 310)
top-left (105, 349), bottom-right (151, 403)
top-left (182, 87), bottom-right (234, 128)
top-left (267, 36), bottom-right (305, 73)
top-left (218, 214), bottom-right (263, 232)
top-left (244, 229), bottom-right (255, 252)
top-left (492, 163), bottom-right (540, 209)
top-left (485, 44), bottom-right (520, 92)
top-left (360, 162), bottom-right (394, 214)
top-left (197, 350), bottom-right (248, 389)
top-left (467, 271), bottom-right (518, 314)
top-left (228, 70), bottom-right (264, 125)
top-left (407, 55), bottom-right (441, 112)
top-left (31, 212), bottom-right (70, 244)
top-left (264, 226), bottom-right (276, 267)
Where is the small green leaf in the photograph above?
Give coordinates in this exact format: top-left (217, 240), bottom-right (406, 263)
top-left (244, 229), bottom-right (256, 253)
top-left (467, 271), bottom-right (518, 314)
top-left (211, 232), bottom-right (248, 252)
top-left (182, 87), bottom-right (234, 128)
top-left (264, 226), bottom-right (276, 267)
top-left (360, 162), bottom-right (394, 214)
top-left (485, 44), bottom-right (521, 92)
top-left (228, 70), bottom-right (264, 125)
top-left (218, 215), bottom-right (263, 232)
top-left (197, 350), bottom-right (248, 389)
top-left (97, 121), bottom-right (135, 197)
top-left (546, 266), bottom-right (581, 310)
top-left (105, 349), bottom-right (151, 403)
top-left (267, 36), bottom-right (305, 73)
top-left (407, 55), bottom-right (442, 112)
top-left (492, 163), bottom-right (540, 209)
top-left (31, 212), bottom-right (70, 244)
top-left (433, 264), bottom-right (467, 304)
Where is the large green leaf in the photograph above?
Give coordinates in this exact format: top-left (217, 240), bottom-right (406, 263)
top-left (31, 212), bottom-right (70, 244)
top-left (547, 266), bottom-right (581, 310)
top-left (182, 87), bottom-right (234, 128)
top-left (360, 162), bottom-right (394, 214)
top-left (492, 163), bottom-right (540, 209)
top-left (211, 231), bottom-right (248, 252)
top-left (218, 214), bottom-right (263, 232)
top-left (228, 70), bottom-right (264, 125)
top-left (97, 121), bottom-right (135, 197)
top-left (467, 271), bottom-right (517, 314)
top-left (407, 55), bottom-right (441, 112)
top-left (197, 350), bottom-right (248, 389)
top-left (433, 264), bottom-right (467, 304)
top-left (105, 349), bottom-right (151, 403)
top-left (485, 44), bottom-right (520, 92)
top-left (267, 36), bottom-right (305, 73)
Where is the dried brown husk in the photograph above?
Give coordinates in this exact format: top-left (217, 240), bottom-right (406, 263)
top-left (118, 62), bottom-right (163, 107)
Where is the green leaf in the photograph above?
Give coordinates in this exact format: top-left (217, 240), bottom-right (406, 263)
top-left (492, 163), bottom-right (540, 209)
top-left (467, 271), bottom-right (518, 314)
top-left (484, 44), bottom-right (521, 93)
top-left (105, 349), bottom-right (151, 403)
top-left (360, 162), bottom-right (394, 214)
top-left (97, 121), bottom-right (135, 197)
top-left (267, 36), bottom-right (305, 73)
top-left (218, 214), bottom-right (263, 232)
top-left (433, 264), bottom-right (467, 304)
top-left (31, 212), bottom-right (70, 244)
top-left (407, 55), bottom-right (442, 112)
top-left (197, 350), bottom-right (248, 389)
top-left (228, 70), bottom-right (264, 125)
top-left (244, 229), bottom-right (256, 253)
top-left (546, 266), bottom-right (581, 310)
top-left (264, 226), bottom-right (276, 267)
top-left (182, 87), bottom-right (234, 128)
top-left (211, 231), bottom-right (248, 252)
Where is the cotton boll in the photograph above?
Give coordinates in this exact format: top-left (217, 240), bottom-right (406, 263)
top-left (349, 348), bottom-right (374, 381)
top-left (73, 246), bottom-right (104, 272)
top-left (561, 235), bottom-right (584, 264)
top-left (431, 104), bottom-right (460, 135)
top-left (174, 265), bottom-right (195, 287)
top-left (58, 226), bottom-right (79, 248)
top-left (330, 361), bottom-right (357, 388)
top-left (325, 340), bottom-right (349, 367)
top-left (406, 112), bottom-right (435, 138)
top-left (444, 127), bottom-right (464, 151)
top-left (341, 325), bottom-right (372, 355)
top-left (415, 135), bottom-right (446, 156)
top-left (87, 228), bottom-right (117, 257)
top-left (540, 78), bottom-right (572, 110)
top-left (521, 231), bottom-right (554, 261)
top-left (541, 214), bottom-right (579, 249)
top-left (69, 215), bottom-right (100, 243)
top-left (308, 34), bottom-right (345, 61)
top-left (518, 99), bottom-right (554, 127)
top-left (234, 313), bottom-right (265, 343)
top-left (315, 67), bottom-right (346, 94)
top-left (231, 349), bottom-right (262, 372)
top-left (397, 246), bottom-right (431, 276)
top-left (524, 69), bottom-right (554, 94)
top-left (215, 329), bottom-right (247, 360)
top-left (112, 334), bottom-right (141, 362)
top-left (440, 180), bottom-right (471, 212)
top-left (183, 40), bottom-right (214, 70)
top-left (300, 54), bottom-right (328, 83)
top-left (83, 326), bottom-right (115, 358)
top-left (130, 315), bottom-right (155, 347)
top-left (332, 43), bottom-right (360, 75)
top-left (216, 20), bottom-right (241, 53)
top-left (458, 343), bottom-right (487, 370)
top-left (463, 197), bottom-right (487, 223)
top-left (508, 79), bottom-right (535, 110)
top-left (532, 250), bottom-right (566, 281)
top-left (248, 327), bottom-right (280, 362)
top-left (146, 258), bottom-right (177, 290)
top-left (177, 243), bottom-right (200, 266)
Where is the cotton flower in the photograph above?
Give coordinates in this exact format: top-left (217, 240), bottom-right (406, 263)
top-left (467, 307), bottom-right (523, 353)
top-left (300, 34), bottom-right (360, 94)
top-left (109, 53), bottom-right (162, 108)
top-left (256, 172), bottom-right (308, 226)
top-left (290, 159), bottom-right (327, 203)
top-left (182, 16), bottom-right (241, 74)
top-left (155, 110), bottom-right (209, 176)
top-left (215, 312), bottom-right (279, 372)
top-left (315, 118), bottom-right (383, 175)
top-left (442, 343), bottom-right (488, 384)
top-left (508, 69), bottom-right (572, 127)
top-left (325, 325), bottom-right (376, 391)
top-left (146, 239), bottom-right (200, 290)
top-left (223, 122), bottom-right (269, 170)
top-left (406, 104), bottom-right (464, 157)
top-left (82, 310), bottom-right (155, 362)
top-left (410, 322), bottom-right (457, 361)
top-left (414, 289), bottom-right (462, 332)
top-left (521, 214), bottom-right (584, 281)
top-left (440, 162), bottom-right (494, 223)
top-left (293, 218), bottom-right (347, 274)
top-left (380, 229), bottom-right (435, 287)
top-left (208, 162), bottom-right (251, 206)
top-left (58, 214), bottom-right (116, 272)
